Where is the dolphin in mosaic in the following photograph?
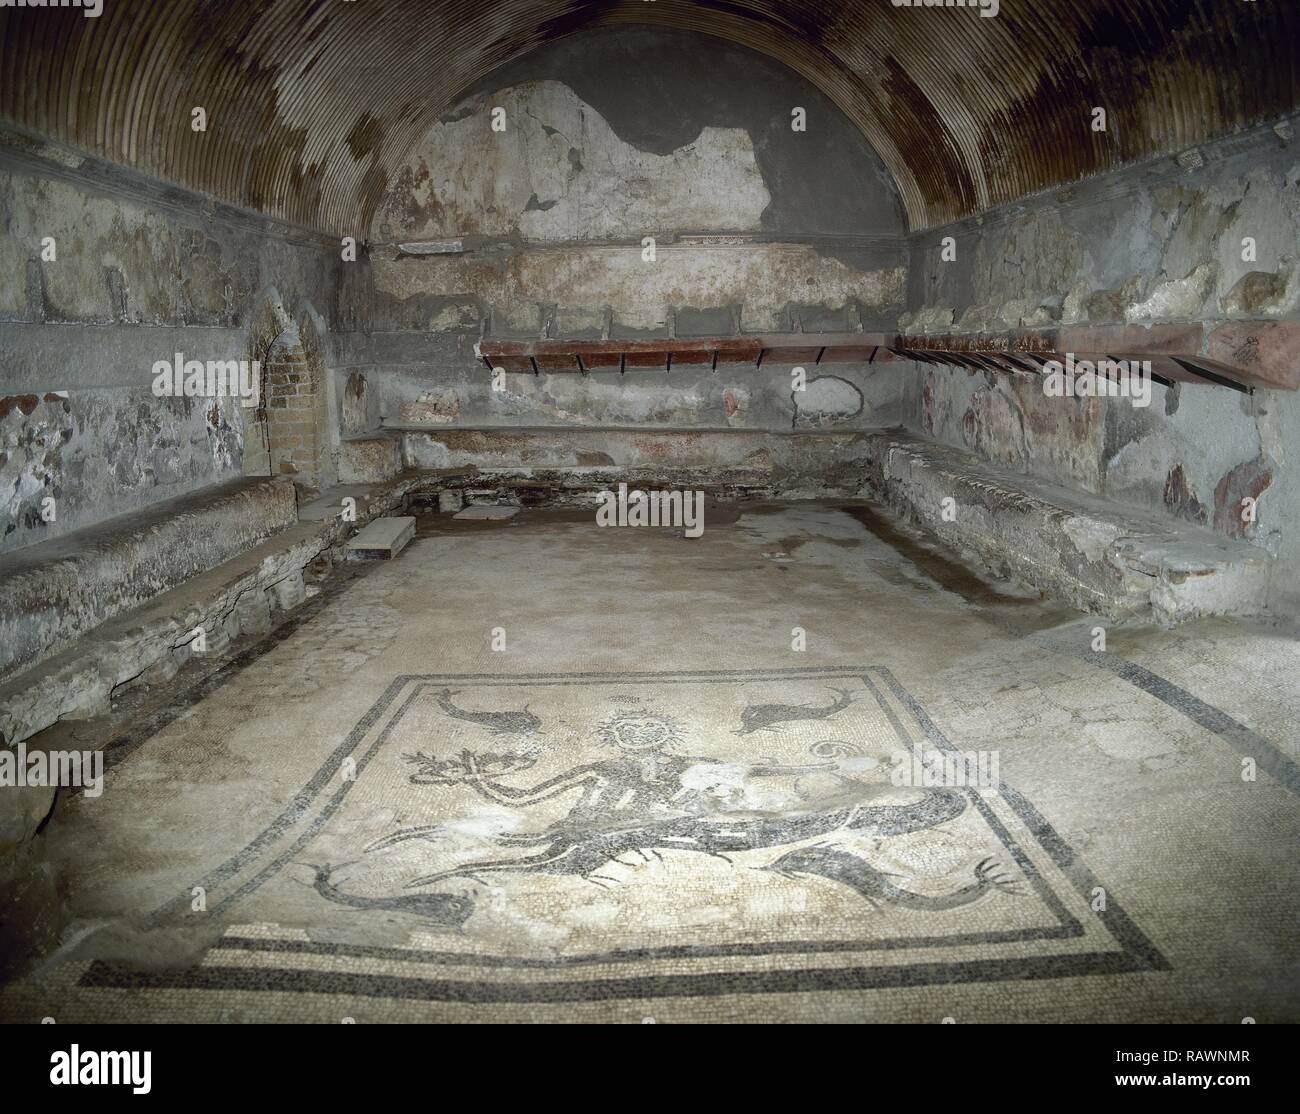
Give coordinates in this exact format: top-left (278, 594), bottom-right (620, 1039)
top-left (436, 688), bottom-right (542, 737)
top-left (735, 687), bottom-right (854, 735)
top-left (764, 846), bottom-right (1026, 910)
top-left (308, 863), bottom-right (475, 928)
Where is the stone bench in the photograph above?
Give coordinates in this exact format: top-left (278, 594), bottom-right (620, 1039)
top-left (0, 477), bottom-right (297, 681)
top-left (857, 429), bottom-right (1274, 624)
top-left (0, 470), bottom-right (421, 749)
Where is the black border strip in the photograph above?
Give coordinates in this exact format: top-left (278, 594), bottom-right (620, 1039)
top-left (78, 950), bottom-right (1149, 1003)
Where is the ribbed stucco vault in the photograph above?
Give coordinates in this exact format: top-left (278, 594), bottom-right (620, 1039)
top-left (1, 0), bottom-right (1296, 234)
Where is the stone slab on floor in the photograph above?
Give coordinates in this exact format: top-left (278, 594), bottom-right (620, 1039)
top-left (857, 428), bottom-right (1273, 624)
top-left (0, 477), bottom-right (297, 681)
top-left (454, 505), bottom-right (520, 520)
top-left (345, 516), bottom-right (416, 558)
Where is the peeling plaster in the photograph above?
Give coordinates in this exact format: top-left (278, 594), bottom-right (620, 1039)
top-left (376, 81), bottom-right (772, 243)
top-left (372, 244), bottom-right (903, 334)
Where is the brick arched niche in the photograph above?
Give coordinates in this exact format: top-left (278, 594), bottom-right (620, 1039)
top-left (243, 293), bottom-right (334, 487)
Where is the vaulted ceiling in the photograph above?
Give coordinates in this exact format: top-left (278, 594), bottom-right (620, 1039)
top-left (1, 0), bottom-right (1296, 234)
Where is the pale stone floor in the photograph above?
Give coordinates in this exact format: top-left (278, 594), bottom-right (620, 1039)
top-left (2, 502), bottom-right (1297, 1023)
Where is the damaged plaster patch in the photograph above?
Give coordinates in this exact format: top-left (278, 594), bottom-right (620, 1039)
top-left (1105, 386), bottom-right (1263, 542)
top-left (375, 80), bottom-right (771, 242)
top-left (1163, 464), bottom-right (1208, 526)
top-left (912, 368), bottom-right (1104, 493)
top-left (793, 376), bottom-right (863, 429)
top-left (1211, 167), bottom-right (1300, 315)
top-left (342, 372), bottom-right (370, 434)
top-left (901, 305), bottom-right (955, 335)
top-left (1062, 516), bottom-right (1122, 562)
top-left (490, 373), bottom-right (727, 427)
top-left (2, 389), bottom-right (247, 555)
top-left (961, 384), bottom-right (1029, 470)
top-left (399, 391), bottom-right (461, 424)
top-left (1127, 261), bottom-right (1216, 322)
top-left (1220, 269), bottom-right (1293, 316)
top-left (205, 397), bottom-right (242, 472)
top-left (971, 207), bottom-right (1084, 308)
top-left (1212, 457), bottom-right (1273, 539)
top-left (374, 244), bottom-right (903, 333)
top-left (723, 387), bottom-right (746, 424)
top-left (1, 394), bottom-right (69, 543)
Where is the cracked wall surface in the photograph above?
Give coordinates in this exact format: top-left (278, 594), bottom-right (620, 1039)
top-left (376, 81), bottom-right (773, 245)
top-left (360, 29), bottom-right (908, 455)
top-left (0, 140), bottom-right (348, 553)
top-left (351, 334), bottom-right (906, 434)
top-left (895, 122), bottom-right (1300, 600)
top-left (904, 118), bottom-right (1300, 334)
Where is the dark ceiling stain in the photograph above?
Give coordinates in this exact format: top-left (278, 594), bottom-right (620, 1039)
top-left (346, 113), bottom-right (386, 160)
top-left (0, 0), bottom-right (1294, 234)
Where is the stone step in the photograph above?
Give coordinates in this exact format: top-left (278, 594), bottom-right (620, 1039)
top-left (454, 505), bottom-right (520, 521)
top-left (345, 516), bottom-right (416, 559)
top-left (857, 428), bottom-right (1273, 624)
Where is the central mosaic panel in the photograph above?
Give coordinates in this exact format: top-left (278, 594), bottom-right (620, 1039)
top-left (108, 667), bottom-right (1165, 1002)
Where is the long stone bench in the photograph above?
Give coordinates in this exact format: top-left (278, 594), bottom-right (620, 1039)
top-left (0, 471), bottom-right (421, 749)
top-left (0, 477), bottom-right (296, 681)
top-left (857, 429), bottom-right (1274, 624)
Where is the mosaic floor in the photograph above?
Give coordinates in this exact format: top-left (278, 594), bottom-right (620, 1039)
top-left (2, 504), bottom-right (1297, 1022)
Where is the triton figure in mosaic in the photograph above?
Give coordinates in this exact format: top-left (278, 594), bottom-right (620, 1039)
top-left (338, 700), bottom-right (1026, 918)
